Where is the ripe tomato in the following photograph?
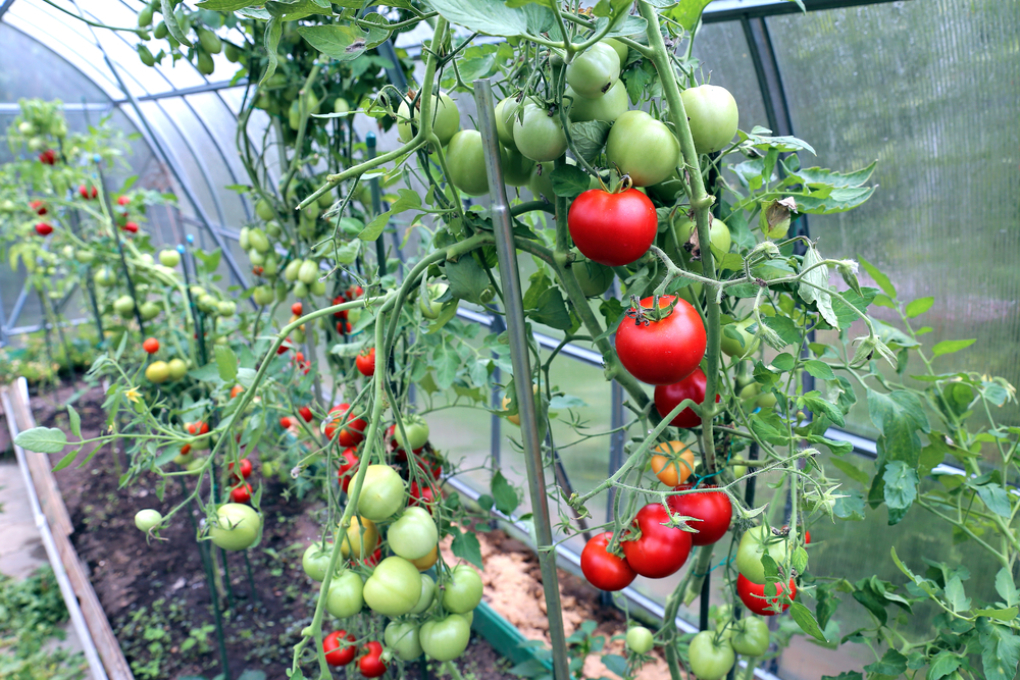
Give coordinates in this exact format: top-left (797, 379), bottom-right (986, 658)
top-left (187, 421), bottom-right (210, 436)
top-left (420, 614), bottom-right (471, 662)
top-left (123, 221), bottom-right (139, 233)
top-left (326, 570), bottom-right (365, 618)
top-left (337, 321), bottom-right (353, 334)
top-left (291, 301), bottom-right (303, 315)
top-left (280, 416), bottom-right (292, 429)
top-left (38, 149), bottom-right (56, 165)
top-left (688, 630), bottom-right (736, 680)
top-left (79, 185), bottom-right (98, 200)
top-left (621, 504), bottom-right (692, 579)
top-left (209, 503), bottom-right (261, 551)
top-left (385, 621), bottom-right (423, 661)
top-left (358, 641), bottom-right (387, 678)
top-left (34, 223), bottom-right (53, 236)
top-left (324, 403), bottom-right (366, 445)
top-left (737, 573), bottom-right (796, 616)
top-left (513, 100), bottom-right (567, 162)
top-left (680, 84), bottom-right (739, 155)
top-left (339, 516), bottom-right (379, 560)
top-left (323, 630), bottom-right (356, 666)
top-left (347, 284), bottom-right (363, 299)
top-left (298, 406), bottom-right (313, 423)
top-left (358, 465), bottom-right (405, 521)
top-left (30, 200), bottom-right (47, 215)
top-left (116, 195), bottom-right (131, 206)
top-left (606, 110), bottom-right (681, 187)
top-left (356, 347), bottom-right (376, 377)
top-left (654, 368), bottom-right (719, 428)
top-left (616, 296), bottom-right (706, 385)
top-left (650, 441), bottom-right (695, 487)
top-left (735, 524), bottom-right (790, 584)
top-left (228, 458), bottom-right (252, 481)
top-left (412, 545), bottom-right (439, 571)
top-left (408, 480), bottom-right (436, 508)
top-left (581, 532), bottom-right (636, 591)
top-left (363, 556), bottom-right (422, 616)
top-left (337, 447), bottom-right (359, 493)
top-left (667, 485), bottom-right (732, 546)
top-left (229, 384), bottom-right (244, 399)
top-left (441, 564), bottom-right (483, 614)
top-left (566, 42), bottom-right (621, 98)
top-left (626, 626), bottom-right (654, 654)
top-left (568, 189), bottom-right (657, 267)
top-left (388, 507), bottom-right (438, 561)
top-left (729, 617), bottom-right (770, 656)
top-left (229, 483), bottom-right (252, 504)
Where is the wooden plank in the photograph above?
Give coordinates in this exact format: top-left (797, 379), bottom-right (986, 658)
top-left (4, 384), bottom-right (135, 680)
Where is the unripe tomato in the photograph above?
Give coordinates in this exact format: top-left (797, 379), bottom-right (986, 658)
top-left (385, 621), bottom-right (423, 661)
top-left (145, 361), bottom-right (170, 384)
top-left (737, 573), bottom-right (796, 616)
top-left (255, 198), bottom-right (274, 221)
top-left (447, 130), bottom-right (500, 196)
top-left (209, 503), bottom-right (261, 551)
top-left (113, 295), bottom-right (135, 318)
top-left (622, 504), bottom-right (692, 578)
top-left (394, 416), bottom-right (429, 451)
top-left (566, 42), bottom-right (621, 98)
top-left (676, 217), bottom-right (732, 259)
top-left (397, 92), bottom-right (460, 146)
top-left (502, 145), bottom-right (535, 186)
top-left (566, 80), bottom-right (628, 123)
top-left (139, 301), bottom-right (161, 321)
top-left (298, 259), bottom-right (318, 285)
top-left (358, 465), bottom-right (405, 521)
top-left (167, 358), bottom-right (188, 381)
top-left (722, 317), bottom-right (761, 358)
top-left (302, 542), bottom-right (334, 581)
top-left (442, 564), bottom-right (483, 614)
top-left (735, 524), bottom-right (789, 585)
top-left (134, 509), bottom-right (162, 532)
top-left (616, 295), bottom-right (706, 385)
top-left (606, 110), bottom-right (681, 187)
top-left (358, 641), bottom-right (387, 678)
top-left (571, 259), bottom-right (614, 298)
top-left (688, 630), bottom-right (736, 680)
top-left (356, 347), bottom-right (375, 376)
top-left (411, 545), bottom-right (439, 572)
top-left (729, 617), bottom-right (770, 656)
top-left (410, 573), bottom-right (436, 614)
top-left (340, 516), bottom-right (379, 562)
top-left (388, 507), bottom-right (438, 560)
top-left (680, 84), bottom-right (739, 155)
top-left (654, 368), bottom-right (719, 428)
top-left (650, 441), bottom-right (695, 487)
top-left (668, 485), bottom-right (732, 546)
top-left (363, 556), bottom-right (422, 616)
top-left (494, 96), bottom-right (520, 148)
top-left (580, 532), bottom-right (635, 591)
top-left (323, 630), bottom-right (356, 666)
top-left (568, 189), bottom-right (657, 267)
top-left (419, 282), bottom-right (447, 319)
top-left (420, 615), bottom-right (471, 662)
top-left (513, 101), bottom-right (567, 162)
top-left (326, 570), bottom-right (364, 618)
top-left (158, 249), bottom-right (181, 267)
top-left (603, 38), bottom-right (629, 65)
top-left (626, 626), bottom-right (654, 654)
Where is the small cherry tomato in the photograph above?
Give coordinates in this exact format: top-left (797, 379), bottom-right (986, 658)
top-left (34, 223), bottom-right (53, 236)
top-left (228, 458), bottom-right (252, 481)
top-left (229, 384), bottom-right (243, 399)
top-left (280, 416), bottom-right (292, 429)
top-left (299, 406), bottom-right (313, 423)
top-left (356, 347), bottom-right (376, 377)
top-left (230, 483), bottom-right (252, 503)
top-left (358, 641), bottom-right (387, 678)
top-left (323, 630), bottom-right (356, 666)
top-left (123, 221), bottom-right (139, 233)
top-left (291, 301), bottom-right (303, 315)
top-left (117, 195), bottom-right (131, 206)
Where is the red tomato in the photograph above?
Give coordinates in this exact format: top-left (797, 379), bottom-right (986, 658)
top-left (277, 342), bottom-right (292, 355)
top-left (323, 630), bottom-right (357, 666)
top-left (337, 321), bottom-right (352, 334)
top-left (347, 285), bottom-right (364, 299)
top-left (180, 443), bottom-right (191, 455)
top-left (79, 185), bottom-right (98, 200)
top-left (299, 406), bottom-right (313, 423)
top-left (621, 504), bottom-right (692, 579)
top-left (737, 573), bottom-right (796, 616)
top-left (581, 532), bottom-right (636, 591)
top-left (230, 385), bottom-right (244, 399)
top-left (616, 296), bottom-right (706, 385)
top-left (408, 480), bottom-right (436, 508)
top-left (362, 548), bottom-right (383, 567)
top-left (356, 347), bottom-right (376, 377)
top-left (123, 221), bottom-right (139, 233)
top-left (568, 188), bottom-right (657, 267)
top-left (667, 485), bottom-right (732, 546)
top-left (358, 641), bottom-right (387, 678)
top-left (325, 404), bottom-right (367, 446)
top-left (415, 456), bottom-right (442, 481)
top-left (230, 483), bottom-right (252, 503)
top-left (385, 424), bottom-right (399, 450)
top-left (654, 368), bottom-right (719, 428)
top-left (291, 302), bottom-right (303, 315)
top-left (117, 195), bottom-right (131, 206)
top-left (337, 447), bottom-right (359, 493)
top-left (38, 149), bottom-right (56, 165)
top-left (294, 352), bottom-right (305, 364)
top-left (332, 294), bottom-right (347, 318)
top-left (34, 223), bottom-right (53, 236)
top-left (252, 266), bottom-right (264, 276)
top-left (781, 525), bottom-right (811, 545)
top-left (187, 421), bottom-right (210, 436)
top-left (229, 458), bottom-right (252, 481)
top-left (280, 416), bottom-right (292, 429)
top-left (30, 200), bottom-right (47, 215)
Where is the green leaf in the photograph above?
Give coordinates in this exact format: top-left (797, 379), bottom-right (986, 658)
top-left (492, 471), bottom-right (519, 516)
top-left (761, 315), bottom-right (801, 347)
top-left (451, 530), bottom-right (484, 569)
top-left (197, 0), bottom-right (257, 9)
top-left (601, 654), bottom-right (628, 676)
top-left (551, 165), bottom-right (590, 197)
top-left (803, 359), bottom-right (835, 380)
top-left (15, 427), bottom-right (68, 454)
top-left (51, 447), bottom-right (82, 472)
top-left (977, 619), bottom-right (1020, 680)
top-left (446, 256), bottom-right (491, 305)
top-left (882, 461), bottom-right (918, 522)
top-left (214, 345), bottom-right (238, 382)
top-left (995, 567), bottom-right (1019, 607)
top-left (905, 297), bottom-right (934, 318)
top-left (358, 210), bottom-right (392, 241)
top-left (428, 0), bottom-right (529, 36)
top-left (974, 606), bottom-right (1019, 621)
top-left (858, 256), bottom-right (896, 299)
top-left (266, 0), bottom-right (330, 20)
top-left (798, 244), bottom-right (838, 327)
top-left (830, 287), bottom-right (877, 330)
top-left (973, 482), bottom-right (1012, 517)
top-left (296, 23), bottom-right (390, 61)
top-left (771, 353), bottom-right (796, 371)
top-left (926, 651), bottom-right (962, 680)
top-left (864, 649), bottom-right (908, 677)
top-left (944, 575), bottom-right (971, 612)
top-left (259, 18), bottom-right (282, 87)
top-left (67, 404), bottom-right (82, 438)
top-left (789, 601), bottom-right (827, 642)
top-left (161, 0), bottom-right (193, 47)
top-left (833, 488), bottom-right (866, 520)
top-left (815, 585), bottom-right (840, 629)
top-left (830, 458), bottom-right (869, 486)
top-left (801, 391), bottom-right (845, 428)
top-left (932, 339), bottom-right (976, 358)
top-left (822, 674), bottom-right (863, 680)
top-left (666, 0), bottom-right (712, 32)
top-left (569, 120), bottom-right (611, 164)
top-left (867, 388), bottom-right (929, 468)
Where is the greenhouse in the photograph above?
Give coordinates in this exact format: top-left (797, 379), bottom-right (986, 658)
top-left (0, 0), bottom-right (1017, 679)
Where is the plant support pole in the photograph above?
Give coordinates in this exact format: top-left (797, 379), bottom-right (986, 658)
top-left (473, 79), bottom-right (570, 680)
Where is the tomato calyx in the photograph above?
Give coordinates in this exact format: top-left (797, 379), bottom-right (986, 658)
top-left (625, 294), bottom-right (678, 325)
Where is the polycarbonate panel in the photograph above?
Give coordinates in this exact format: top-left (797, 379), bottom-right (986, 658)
top-left (768, 0), bottom-right (1020, 435)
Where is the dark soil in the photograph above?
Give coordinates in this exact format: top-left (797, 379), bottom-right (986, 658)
top-left (28, 382), bottom-right (516, 680)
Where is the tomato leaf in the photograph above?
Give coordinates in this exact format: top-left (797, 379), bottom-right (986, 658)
top-left (196, 0), bottom-right (257, 9)
top-left (215, 344), bottom-right (238, 382)
top-left (798, 244), bottom-right (839, 328)
top-left (977, 619), bottom-right (1020, 680)
top-left (569, 120), bottom-right (610, 164)
top-left (882, 461), bottom-right (918, 525)
top-left (51, 447), bottom-right (82, 472)
top-left (601, 654), bottom-right (628, 676)
top-left (905, 297), bottom-right (934, 318)
top-left (358, 210), bottom-right (393, 241)
top-left (296, 22), bottom-right (390, 61)
top-left (550, 165), bottom-right (590, 197)
top-left (428, 0), bottom-right (529, 37)
top-left (830, 457), bottom-right (869, 486)
top-left (789, 601), bottom-right (827, 642)
top-left (259, 18), bottom-right (282, 87)
top-left (760, 315), bottom-right (800, 347)
top-left (858, 256), bottom-right (896, 299)
top-left (801, 391), bottom-right (845, 428)
top-left (803, 359), bottom-right (835, 381)
top-left (451, 529), bottom-right (484, 569)
top-left (864, 648), bottom-right (908, 677)
top-left (867, 388), bottom-right (929, 468)
top-left (815, 584), bottom-right (840, 630)
top-left (926, 651), bottom-right (963, 680)
top-left (971, 481), bottom-right (1012, 518)
top-left (931, 338), bottom-right (976, 358)
top-left (445, 255), bottom-right (491, 305)
top-left (14, 427), bottom-right (68, 454)
top-left (492, 470), bottom-right (519, 516)
top-left (995, 567), bottom-right (1019, 607)
top-left (161, 0), bottom-right (193, 47)
top-left (67, 404), bottom-right (82, 439)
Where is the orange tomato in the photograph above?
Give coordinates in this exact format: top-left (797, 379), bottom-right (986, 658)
top-left (650, 441), bottom-right (695, 487)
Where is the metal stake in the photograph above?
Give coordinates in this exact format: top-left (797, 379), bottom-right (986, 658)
top-left (473, 79), bottom-right (570, 680)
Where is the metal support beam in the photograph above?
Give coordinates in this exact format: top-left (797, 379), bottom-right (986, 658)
top-left (113, 78), bottom-right (248, 105)
top-left (704, 0), bottom-right (901, 24)
top-left (0, 0), bottom-right (17, 21)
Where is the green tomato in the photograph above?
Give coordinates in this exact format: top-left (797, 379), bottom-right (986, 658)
top-left (735, 524), bottom-right (788, 585)
top-left (395, 417), bottom-right (430, 451)
top-left (283, 259), bottom-right (302, 282)
top-left (566, 42), bottom-right (621, 98)
top-left (420, 283), bottom-right (448, 319)
top-left (197, 27), bottom-right (222, 54)
top-left (647, 169), bottom-right (685, 204)
top-left (158, 249), bottom-right (180, 267)
top-left (513, 101), bottom-right (567, 162)
top-left (720, 317), bottom-right (760, 358)
top-left (688, 631), bottom-right (735, 680)
top-left (603, 38), bottom-right (629, 66)
top-left (732, 465), bottom-right (748, 479)
top-left (626, 626), bottom-right (654, 654)
top-left (134, 509), bottom-right (162, 532)
top-left (167, 358), bottom-right (188, 381)
top-left (420, 614), bottom-right (471, 662)
top-left (675, 217), bottom-right (732, 259)
top-left (249, 228), bottom-right (270, 253)
top-left (529, 157), bottom-right (578, 202)
top-left (302, 542), bottom-right (333, 582)
top-left (334, 97), bottom-right (350, 114)
top-left (255, 198), bottom-right (274, 221)
top-left (363, 556), bottom-right (422, 616)
top-left (680, 84), bottom-right (739, 155)
top-left (502, 146), bottom-right (535, 187)
top-left (606, 110), bottom-right (680, 187)
top-left (113, 295), bottom-right (135, 318)
top-left (388, 507), bottom-right (438, 561)
top-left (326, 570), bottom-right (364, 618)
top-left (397, 92), bottom-right (460, 147)
top-left (571, 259), bottom-right (614, 298)
top-left (494, 97), bottom-right (519, 149)
top-left (567, 80), bottom-right (628, 123)
top-left (446, 130), bottom-right (495, 196)
top-left (442, 564), bottom-right (483, 614)
top-left (139, 301), bottom-right (161, 321)
top-left (410, 574), bottom-right (436, 615)
top-left (385, 621), bottom-right (423, 661)
top-left (209, 503), bottom-right (261, 551)
top-left (357, 465), bottom-right (405, 521)
top-left (145, 361), bottom-right (170, 384)
top-left (730, 617), bottom-right (770, 656)
top-left (298, 259), bottom-right (319, 285)
top-left (94, 268), bottom-right (115, 286)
